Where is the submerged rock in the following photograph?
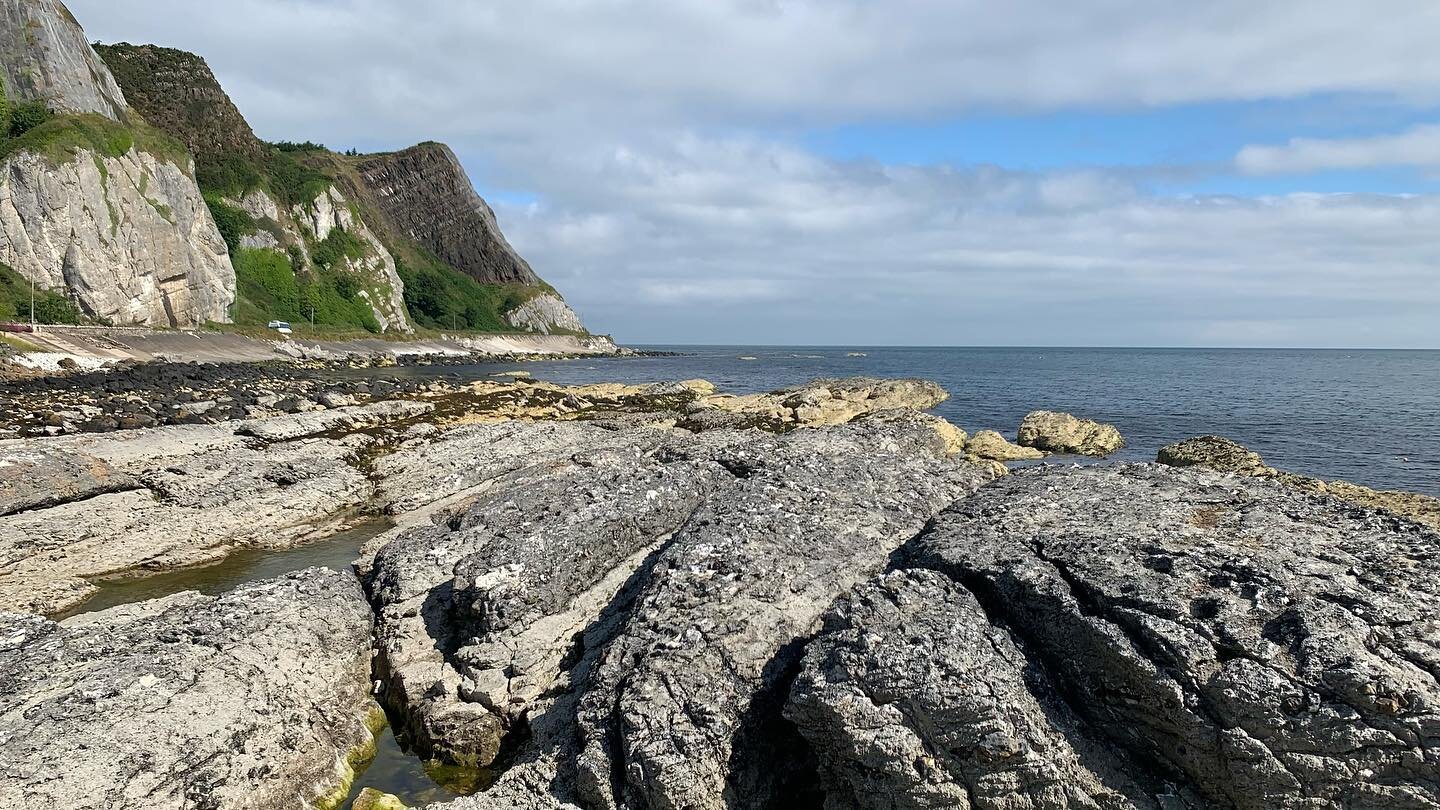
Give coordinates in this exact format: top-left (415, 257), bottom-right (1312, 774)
top-left (1016, 409), bottom-right (1125, 456)
top-left (810, 463), bottom-right (1440, 809)
top-left (0, 568), bottom-right (377, 809)
top-left (355, 788), bottom-right (410, 810)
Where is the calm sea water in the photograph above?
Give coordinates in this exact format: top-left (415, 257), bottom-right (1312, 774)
top-left (422, 346), bottom-right (1439, 497)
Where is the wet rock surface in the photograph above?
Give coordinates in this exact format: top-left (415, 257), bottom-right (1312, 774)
top-left (1017, 409), bottom-right (1126, 457)
top-left (0, 423), bottom-right (375, 615)
top-left (0, 568), bottom-right (377, 810)
top-left (821, 463), bottom-right (1440, 809)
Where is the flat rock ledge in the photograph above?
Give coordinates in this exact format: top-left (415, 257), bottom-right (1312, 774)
top-left (1159, 434), bottom-right (1440, 531)
top-left (0, 568), bottom-right (378, 810)
top-left (790, 463), bottom-right (1440, 809)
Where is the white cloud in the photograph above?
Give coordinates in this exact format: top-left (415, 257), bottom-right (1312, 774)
top-left (69, 0), bottom-right (1440, 144)
top-left (62, 0), bottom-right (1440, 346)
top-left (494, 135), bottom-right (1440, 345)
top-left (1237, 124), bottom-right (1440, 174)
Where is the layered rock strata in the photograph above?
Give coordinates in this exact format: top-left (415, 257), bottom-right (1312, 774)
top-left (0, 567), bottom-right (377, 809)
top-left (366, 412), bottom-right (997, 810)
top-left (789, 463), bottom-right (1440, 809)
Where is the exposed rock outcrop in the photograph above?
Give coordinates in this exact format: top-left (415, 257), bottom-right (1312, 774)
top-left (353, 142), bottom-right (540, 286)
top-left (505, 292), bottom-right (586, 335)
top-left (689, 377), bottom-right (951, 431)
top-left (788, 568), bottom-right (1167, 808)
top-left (966, 428), bottom-right (1044, 461)
top-left (1159, 434), bottom-right (1440, 531)
top-left (0, 568), bottom-right (378, 809)
top-left (368, 416), bottom-right (997, 810)
top-left (0, 2), bottom-right (237, 328)
top-left (0, 147), bottom-right (236, 326)
top-left (0, 0), bottom-right (126, 118)
top-left (0, 406), bottom-right (402, 613)
top-left (92, 42), bottom-right (264, 164)
top-left (293, 186), bottom-right (412, 332)
top-left (1157, 434), bottom-right (1270, 474)
top-left (801, 463), bottom-right (1440, 809)
top-left (0, 444), bottom-right (134, 515)
top-left (1017, 409), bottom-right (1125, 456)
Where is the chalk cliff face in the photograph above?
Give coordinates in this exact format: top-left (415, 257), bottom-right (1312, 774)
top-left (352, 143), bottom-right (539, 285)
top-left (505, 291), bottom-right (585, 334)
top-left (0, 0), bottom-right (236, 327)
top-left (292, 186), bottom-right (411, 333)
top-left (1, 2), bottom-right (588, 335)
top-left (0, 0), bottom-right (125, 119)
top-left (0, 148), bottom-right (234, 325)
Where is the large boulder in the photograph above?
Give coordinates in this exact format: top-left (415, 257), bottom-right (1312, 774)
top-left (965, 428), bottom-right (1044, 461)
top-left (800, 463), bottom-right (1440, 809)
top-left (1016, 409), bottom-right (1125, 456)
top-left (1013, 406), bottom-right (1123, 458)
top-left (0, 568), bottom-right (378, 809)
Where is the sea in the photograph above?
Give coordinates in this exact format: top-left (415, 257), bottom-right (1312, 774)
top-left (411, 345), bottom-right (1439, 498)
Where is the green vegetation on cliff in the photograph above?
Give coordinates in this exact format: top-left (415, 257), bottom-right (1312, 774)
top-left (397, 251), bottom-right (531, 332)
top-left (93, 41), bottom-right (575, 336)
top-left (0, 264), bottom-right (82, 325)
top-left (231, 246), bottom-right (381, 333)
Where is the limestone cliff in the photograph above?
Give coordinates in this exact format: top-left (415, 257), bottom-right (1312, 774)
top-left (504, 291), bottom-right (585, 334)
top-left (0, 146), bottom-right (234, 325)
top-left (91, 44), bottom-right (412, 332)
top-left (290, 186), bottom-right (410, 332)
top-left (0, 1), bottom-right (234, 327)
top-left (0, 0), bottom-right (125, 119)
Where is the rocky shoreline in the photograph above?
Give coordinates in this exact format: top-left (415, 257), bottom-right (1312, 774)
top-left (1, 373), bottom-right (1437, 809)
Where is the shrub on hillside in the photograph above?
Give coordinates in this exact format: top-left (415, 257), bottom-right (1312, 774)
top-left (203, 194), bottom-right (256, 253)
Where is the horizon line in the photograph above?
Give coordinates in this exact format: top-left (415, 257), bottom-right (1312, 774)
top-left (617, 342), bottom-right (1440, 351)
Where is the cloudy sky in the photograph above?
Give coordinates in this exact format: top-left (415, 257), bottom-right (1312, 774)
top-left (70, 0), bottom-right (1440, 347)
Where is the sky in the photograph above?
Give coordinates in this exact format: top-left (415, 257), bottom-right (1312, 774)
top-left (68, 0), bottom-right (1440, 347)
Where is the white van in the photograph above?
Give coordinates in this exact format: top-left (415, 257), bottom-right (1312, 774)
top-left (267, 320), bottom-right (293, 335)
